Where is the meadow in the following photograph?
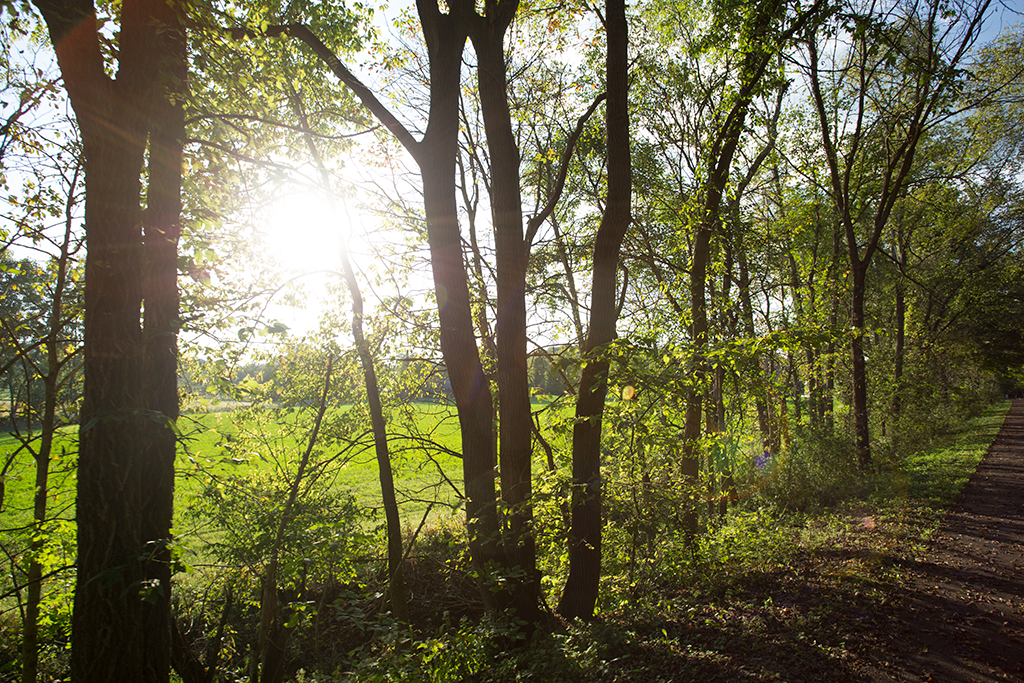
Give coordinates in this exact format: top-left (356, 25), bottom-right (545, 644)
top-left (0, 397), bottom-right (570, 554)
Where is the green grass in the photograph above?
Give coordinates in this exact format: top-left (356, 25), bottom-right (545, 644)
top-left (897, 400), bottom-right (1010, 505)
top-left (2, 398), bottom-right (1014, 681)
top-left (0, 424), bottom-right (78, 530)
top-left (173, 401), bottom-right (472, 535)
top-left (2, 400), bottom-right (504, 546)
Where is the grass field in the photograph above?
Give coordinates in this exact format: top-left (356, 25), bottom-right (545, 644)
top-left (173, 400), bottom-right (471, 531)
top-left (0, 398), bottom-right (570, 544)
top-left (0, 400), bottom-right (483, 620)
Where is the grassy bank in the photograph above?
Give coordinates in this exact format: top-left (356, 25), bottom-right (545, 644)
top-left (341, 401), bottom-right (1011, 682)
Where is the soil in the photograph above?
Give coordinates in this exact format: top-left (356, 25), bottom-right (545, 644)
top-left (865, 399), bottom-right (1024, 682)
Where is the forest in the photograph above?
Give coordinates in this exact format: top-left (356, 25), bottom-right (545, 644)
top-left (2, 0), bottom-right (1024, 680)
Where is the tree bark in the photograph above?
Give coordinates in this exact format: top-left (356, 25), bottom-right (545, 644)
top-left (414, 2), bottom-right (504, 596)
top-left (141, 15), bottom-right (186, 676)
top-left (469, 1), bottom-right (541, 623)
top-left (850, 261), bottom-right (871, 468)
top-left (558, 0), bottom-right (630, 620)
top-left (32, 1), bottom-right (186, 679)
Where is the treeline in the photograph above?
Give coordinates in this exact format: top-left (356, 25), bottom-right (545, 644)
top-left (2, 0), bottom-right (1024, 680)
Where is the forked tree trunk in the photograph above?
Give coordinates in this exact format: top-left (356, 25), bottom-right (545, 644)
top-left (33, 1), bottom-right (186, 679)
top-left (470, 8), bottom-right (540, 621)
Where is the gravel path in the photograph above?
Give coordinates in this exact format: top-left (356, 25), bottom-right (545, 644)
top-left (867, 399), bottom-right (1024, 682)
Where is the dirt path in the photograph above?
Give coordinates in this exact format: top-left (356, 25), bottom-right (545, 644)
top-left (867, 399), bottom-right (1024, 682)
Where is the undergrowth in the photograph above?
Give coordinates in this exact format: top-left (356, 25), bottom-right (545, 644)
top-left (0, 401), bottom-right (1009, 682)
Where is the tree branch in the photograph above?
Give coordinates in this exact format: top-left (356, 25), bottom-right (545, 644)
top-left (524, 92), bottom-right (607, 250)
top-left (239, 23), bottom-right (422, 158)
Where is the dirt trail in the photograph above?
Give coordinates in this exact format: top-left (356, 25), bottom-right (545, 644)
top-left (867, 399), bottom-right (1024, 682)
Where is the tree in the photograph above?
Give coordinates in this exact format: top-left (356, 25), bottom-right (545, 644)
top-left (6, 172), bottom-right (83, 683)
top-left (286, 85), bottom-right (410, 623)
top-left (249, 0), bottom-right (617, 622)
top-left (624, 0), bottom-right (824, 536)
top-left (30, 0), bottom-right (187, 678)
top-left (0, 31), bottom-right (83, 683)
top-left (804, 0), bottom-right (992, 467)
top-left (557, 0), bottom-right (631, 620)
top-left (246, 3), bottom-right (510, 610)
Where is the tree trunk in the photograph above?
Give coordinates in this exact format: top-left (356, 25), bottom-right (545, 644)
top-left (141, 26), bottom-right (186, 678)
top-left (893, 225), bottom-right (908, 423)
top-left (557, 0), bottom-right (630, 620)
top-left (405, 2), bottom-right (505, 606)
top-left (342, 250), bottom-right (408, 623)
top-left (32, 1), bottom-right (186, 679)
top-left (850, 261), bottom-right (872, 468)
top-left (471, 11), bottom-right (540, 622)
top-left (275, 4), bottom-right (505, 608)
top-left (288, 84), bottom-right (410, 623)
top-left (72, 77), bottom-right (150, 683)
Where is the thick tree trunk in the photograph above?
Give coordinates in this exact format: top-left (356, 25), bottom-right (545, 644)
top-left (558, 0), bottom-right (630, 620)
top-left (420, 160), bottom-right (502, 601)
top-left (141, 31), bottom-right (186, 678)
top-left (72, 69), bottom-right (150, 678)
top-left (33, 1), bottom-right (186, 680)
top-left (410, 3), bottom-right (505, 606)
top-left (73, 118), bottom-right (149, 681)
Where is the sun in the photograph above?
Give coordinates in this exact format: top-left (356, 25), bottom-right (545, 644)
top-left (253, 181), bottom-right (409, 336)
top-left (263, 188), bottom-right (347, 276)
top-left (254, 187), bottom-right (359, 335)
